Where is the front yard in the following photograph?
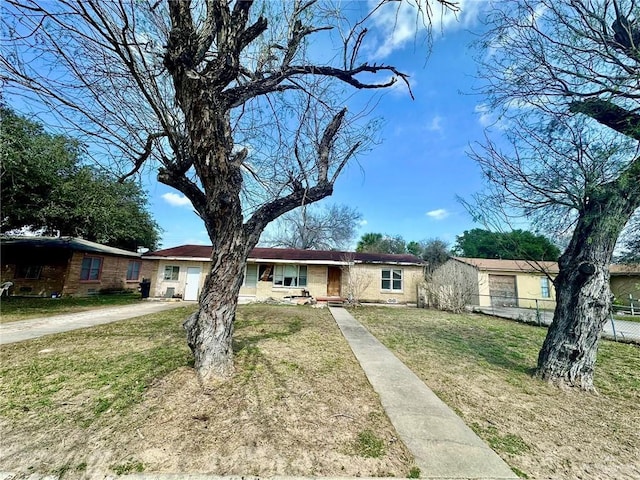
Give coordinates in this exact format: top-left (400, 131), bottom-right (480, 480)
top-left (352, 307), bottom-right (640, 479)
top-left (1, 303), bottom-right (638, 479)
top-left (0, 304), bottom-right (414, 478)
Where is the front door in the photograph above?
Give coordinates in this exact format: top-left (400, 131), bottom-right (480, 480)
top-left (184, 267), bottom-right (201, 301)
top-left (327, 267), bottom-right (341, 297)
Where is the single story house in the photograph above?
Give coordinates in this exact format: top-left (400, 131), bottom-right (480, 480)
top-left (440, 257), bottom-right (639, 309)
top-left (448, 257), bottom-right (559, 309)
top-left (142, 245), bottom-right (425, 304)
top-left (0, 236), bottom-right (154, 297)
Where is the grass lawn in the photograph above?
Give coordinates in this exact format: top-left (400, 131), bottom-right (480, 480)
top-left (0, 304), bottom-right (415, 479)
top-left (351, 307), bottom-right (640, 480)
top-left (614, 313), bottom-right (640, 323)
top-left (0, 294), bottom-right (142, 323)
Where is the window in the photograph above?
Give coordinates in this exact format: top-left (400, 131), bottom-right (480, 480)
top-left (273, 265), bottom-right (307, 287)
top-left (126, 261), bottom-right (141, 281)
top-left (80, 257), bottom-right (102, 281)
top-left (164, 265), bottom-right (180, 281)
top-left (243, 264), bottom-right (258, 287)
top-left (15, 265), bottom-right (42, 279)
top-left (381, 268), bottom-right (402, 291)
top-left (540, 277), bottom-right (551, 298)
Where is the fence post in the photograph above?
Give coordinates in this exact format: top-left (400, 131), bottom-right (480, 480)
top-left (535, 299), bottom-right (541, 326)
top-left (631, 294), bottom-right (635, 316)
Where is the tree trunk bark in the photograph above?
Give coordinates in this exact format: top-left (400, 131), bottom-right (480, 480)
top-left (537, 187), bottom-right (637, 390)
top-left (183, 236), bottom-right (250, 386)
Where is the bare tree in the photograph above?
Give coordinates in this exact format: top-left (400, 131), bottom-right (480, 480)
top-left (0, 0), bottom-right (455, 386)
top-left (473, 0), bottom-right (640, 390)
top-left (261, 203), bottom-right (362, 250)
top-left (340, 253), bottom-right (373, 306)
top-left (422, 260), bottom-right (479, 313)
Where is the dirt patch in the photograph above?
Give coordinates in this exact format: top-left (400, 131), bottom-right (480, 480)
top-left (0, 304), bottom-right (414, 478)
top-left (353, 307), bottom-right (640, 480)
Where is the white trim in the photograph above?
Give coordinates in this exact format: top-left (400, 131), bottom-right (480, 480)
top-left (380, 267), bottom-right (404, 293)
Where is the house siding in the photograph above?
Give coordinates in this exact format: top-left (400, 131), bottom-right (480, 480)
top-left (342, 263), bottom-right (423, 303)
top-left (62, 252), bottom-right (143, 296)
top-left (611, 275), bottom-right (640, 305)
top-left (1, 263), bottom-right (68, 297)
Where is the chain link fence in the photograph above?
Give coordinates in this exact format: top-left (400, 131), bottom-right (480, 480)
top-left (471, 295), bottom-right (640, 344)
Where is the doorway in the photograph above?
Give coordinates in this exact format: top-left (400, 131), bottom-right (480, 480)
top-left (184, 266), bottom-right (201, 301)
top-left (327, 267), bottom-right (342, 297)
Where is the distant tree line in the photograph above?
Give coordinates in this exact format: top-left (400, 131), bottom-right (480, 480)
top-left (354, 228), bottom-right (560, 268)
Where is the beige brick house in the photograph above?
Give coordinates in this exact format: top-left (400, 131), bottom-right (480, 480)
top-left (143, 245), bottom-right (425, 304)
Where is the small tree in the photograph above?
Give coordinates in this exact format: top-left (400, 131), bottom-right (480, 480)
top-left (423, 260), bottom-right (479, 313)
top-left (407, 238), bottom-right (450, 272)
top-left (341, 253), bottom-right (373, 306)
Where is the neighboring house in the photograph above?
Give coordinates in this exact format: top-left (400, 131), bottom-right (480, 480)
top-left (142, 245), bottom-right (425, 304)
top-left (441, 257), bottom-right (639, 309)
top-left (0, 236), bottom-right (153, 297)
top-left (441, 257), bottom-right (559, 309)
top-left (610, 264), bottom-right (640, 306)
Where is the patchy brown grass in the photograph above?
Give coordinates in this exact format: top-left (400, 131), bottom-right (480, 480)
top-left (352, 306), bottom-right (640, 480)
top-left (0, 304), bottom-right (415, 478)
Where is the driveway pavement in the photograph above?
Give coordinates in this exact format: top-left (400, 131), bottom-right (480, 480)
top-left (0, 301), bottom-right (187, 345)
top-left (474, 306), bottom-right (640, 342)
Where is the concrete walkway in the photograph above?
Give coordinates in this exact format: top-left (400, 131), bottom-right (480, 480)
top-left (329, 307), bottom-right (518, 480)
top-left (0, 301), bottom-right (186, 345)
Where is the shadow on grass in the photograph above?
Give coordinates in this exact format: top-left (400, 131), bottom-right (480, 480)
top-left (412, 322), bottom-right (540, 376)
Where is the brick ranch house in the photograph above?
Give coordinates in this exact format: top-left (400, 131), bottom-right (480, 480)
top-left (0, 236), bottom-right (153, 297)
top-left (142, 245), bottom-right (425, 304)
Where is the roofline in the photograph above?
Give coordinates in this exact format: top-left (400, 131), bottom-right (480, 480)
top-left (143, 256), bottom-right (422, 266)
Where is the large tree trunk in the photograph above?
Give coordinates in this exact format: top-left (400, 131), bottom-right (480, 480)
top-left (537, 188), bottom-right (637, 390)
top-left (183, 237), bottom-right (249, 385)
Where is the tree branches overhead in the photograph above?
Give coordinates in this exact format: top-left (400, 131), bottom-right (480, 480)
top-left (1, 0), bottom-right (454, 237)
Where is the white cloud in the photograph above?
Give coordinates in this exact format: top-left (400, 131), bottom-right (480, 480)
top-left (426, 208), bottom-right (450, 220)
top-left (426, 115), bottom-right (443, 132)
top-left (162, 192), bottom-right (192, 208)
top-left (358, 219), bottom-right (369, 226)
top-left (475, 103), bottom-right (493, 127)
top-left (369, 0), bottom-right (486, 58)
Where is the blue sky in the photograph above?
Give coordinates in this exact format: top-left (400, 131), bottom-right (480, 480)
top-left (150, 1), bottom-right (492, 250)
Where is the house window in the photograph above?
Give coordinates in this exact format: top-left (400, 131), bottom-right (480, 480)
top-left (164, 265), bottom-right (180, 281)
top-left (126, 261), bottom-right (142, 281)
top-left (540, 277), bottom-right (551, 298)
top-left (381, 268), bottom-right (402, 291)
top-left (80, 257), bottom-right (102, 281)
top-left (15, 265), bottom-right (42, 279)
top-left (273, 265), bottom-right (307, 287)
top-left (243, 264), bottom-right (258, 287)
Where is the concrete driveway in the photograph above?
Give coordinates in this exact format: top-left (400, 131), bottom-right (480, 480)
top-left (0, 301), bottom-right (188, 345)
